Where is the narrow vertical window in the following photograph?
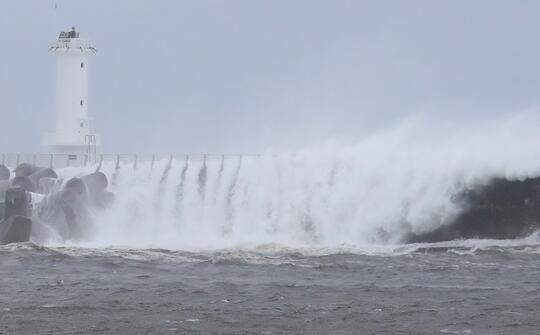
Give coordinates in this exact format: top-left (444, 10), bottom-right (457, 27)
top-left (80, 100), bottom-right (84, 106)
top-left (81, 62), bottom-right (84, 68)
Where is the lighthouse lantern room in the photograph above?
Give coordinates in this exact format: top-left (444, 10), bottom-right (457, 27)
top-left (43, 27), bottom-right (99, 155)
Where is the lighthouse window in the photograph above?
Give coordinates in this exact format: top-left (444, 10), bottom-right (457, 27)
top-left (81, 62), bottom-right (84, 68)
top-left (80, 123), bottom-right (84, 128)
top-left (80, 100), bottom-right (84, 106)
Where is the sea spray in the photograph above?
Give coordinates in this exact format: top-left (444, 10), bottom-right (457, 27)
top-left (198, 155), bottom-right (207, 203)
top-left (224, 156), bottom-right (242, 233)
top-left (48, 111), bottom-right (540, 249)
top-left (175, 156), bottom-right (189, 222)
top-left (154, 156), bottom-right (173, 218)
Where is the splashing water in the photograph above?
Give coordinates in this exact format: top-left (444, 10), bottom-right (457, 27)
top-left (49, 112), bottom-right (540, 250)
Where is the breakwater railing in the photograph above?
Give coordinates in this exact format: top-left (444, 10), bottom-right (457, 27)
top-left (0, 153), bottom-right (259, 169)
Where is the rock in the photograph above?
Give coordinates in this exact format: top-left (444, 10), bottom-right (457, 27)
top-left (0, 165), bottom-right (10, 181)
top-left (34, 178), bottom-right (90, 241)
top-left (28, 168), bottom-right (58, 193)
top-left (0, 215), bottom-right (32, 244)
top-left (81, 172), bottom-right (113, 207)
top-left (10, 176), bottom-right (35, 193)
top-left (64, 177), bottom-right (86, 196)
top-left (4, 186), bottom-right (30, 219)
top-left (81, 171), bottom-right (108, 194)
top-left (406, 177), bottom-right (540, 243)
top-left (14, 163), bottom-right (39, 178)
top-left (37, 177), bottom-right (59, 194)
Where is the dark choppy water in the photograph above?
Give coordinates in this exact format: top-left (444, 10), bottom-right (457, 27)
top-left (0, 242), bottom-right (539, 334)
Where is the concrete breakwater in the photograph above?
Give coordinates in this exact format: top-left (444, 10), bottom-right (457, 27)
top-left (1, 152), bottom-right (540, 246)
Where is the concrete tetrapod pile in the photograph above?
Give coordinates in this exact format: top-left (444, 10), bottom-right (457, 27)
top-left (0, 163), bottom-right (113, 245)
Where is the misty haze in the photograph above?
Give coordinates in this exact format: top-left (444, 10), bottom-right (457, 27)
top-left (0, 1), bottom-right (539, 334)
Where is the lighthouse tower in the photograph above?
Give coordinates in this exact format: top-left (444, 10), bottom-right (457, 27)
top-left (43, 27), bottom-right (99, 155)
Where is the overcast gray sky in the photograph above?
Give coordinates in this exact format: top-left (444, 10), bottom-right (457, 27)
top-left (1, 0), bottom-right (539, 154)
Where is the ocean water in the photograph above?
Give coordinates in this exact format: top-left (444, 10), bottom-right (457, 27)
top-left (1, 242), bottom-right (539, 334)
top-left (2, 114), bottom-right (540, 333)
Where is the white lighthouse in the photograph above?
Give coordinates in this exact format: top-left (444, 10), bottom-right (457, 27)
top-left (43, 27), bottom-right (99, 155)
